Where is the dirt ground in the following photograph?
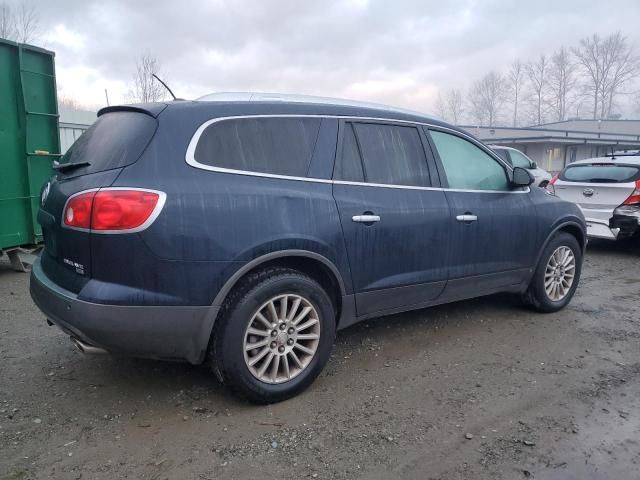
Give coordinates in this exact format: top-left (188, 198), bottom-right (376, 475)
top-left (1, 239), bottom-right (639, 480)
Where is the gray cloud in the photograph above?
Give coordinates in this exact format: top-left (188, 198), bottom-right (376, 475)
top-left (9, 0), bottom-right (640, 114)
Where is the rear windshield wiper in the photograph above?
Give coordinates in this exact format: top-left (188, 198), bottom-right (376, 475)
top-left (53, 161), bottom-right (91, 172)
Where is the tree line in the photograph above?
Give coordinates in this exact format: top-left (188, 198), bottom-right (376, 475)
top-left (436, 32), bottom-right (640, 127)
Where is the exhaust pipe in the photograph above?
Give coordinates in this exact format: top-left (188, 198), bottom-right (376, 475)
top-left (70, 337), bottom-right (108, 355)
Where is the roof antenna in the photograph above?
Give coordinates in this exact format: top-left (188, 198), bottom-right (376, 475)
top-left (152, 73), bottom-right (181, 101)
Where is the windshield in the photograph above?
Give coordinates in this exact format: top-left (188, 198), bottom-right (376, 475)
top-left (492, 148), bottom-right (510, 164)
top-left (560, 163), bottom-right (640, 183)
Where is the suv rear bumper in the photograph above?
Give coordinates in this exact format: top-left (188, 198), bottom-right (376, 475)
top-left (29, 258), bottom-right (216, 364)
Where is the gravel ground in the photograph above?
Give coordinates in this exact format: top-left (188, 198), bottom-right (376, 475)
top-left (1, 239), bottom-right (639, 480)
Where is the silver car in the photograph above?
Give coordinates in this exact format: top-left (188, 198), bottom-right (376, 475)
top-left (549, 155), bottom-right (640, 240)
top-left (491, 146), bottom-right (553, 188)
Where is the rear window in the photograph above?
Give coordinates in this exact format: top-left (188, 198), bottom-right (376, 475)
top-left (561, 164), bottom-right (640, 183)
top-left (353, 122), bottom-right (431, 186)
top-left (60, 112), bottom-right (157, 177)
top-left (194, 117), bottom-right (322, 177)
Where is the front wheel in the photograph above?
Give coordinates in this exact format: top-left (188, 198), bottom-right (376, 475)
top-left (209, 267), bottom-right (336, 403)
top-left (522, 232), bottom-right (582, 313)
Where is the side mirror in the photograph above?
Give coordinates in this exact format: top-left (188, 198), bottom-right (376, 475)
top-left (511, 166), bottom-right (534, 187)
top-left (530, 161), bottom-right (538, 169)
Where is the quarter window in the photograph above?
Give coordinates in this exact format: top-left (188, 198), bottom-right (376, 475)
top-left (430, 131), bottom-right (510, 191)
top-left (353, 123), bottom-right (430, 186)
top-left (194, 117), bottom-right (322, 177)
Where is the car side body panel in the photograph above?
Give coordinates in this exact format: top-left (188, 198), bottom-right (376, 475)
top-left (30, 99), bottom-right (587, 365)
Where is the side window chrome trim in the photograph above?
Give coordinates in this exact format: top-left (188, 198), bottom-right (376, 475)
top-left (333, 180), bottom-right (529, 194)
top-left (184, 114), bottom-right (525, 193)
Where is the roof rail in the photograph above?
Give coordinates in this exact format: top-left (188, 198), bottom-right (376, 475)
top-left (196, 91), bottom-right (432, 118)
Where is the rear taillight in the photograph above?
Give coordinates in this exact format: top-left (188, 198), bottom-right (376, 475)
top-left (64, 191), bottom-right (96, 229)
top-left (63, 188), bottom-right (165, 232)
top-left (546, 174), bottom-right (559, 195)
top-left (622, 179), bottom-right (640, 205)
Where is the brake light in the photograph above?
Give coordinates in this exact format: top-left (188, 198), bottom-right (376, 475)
top-left (546, 174), bottom-right (559, 194)
top-left (623, 179), bottom-right (640, 205)
top-left (63, 188), bottom-right (165, 232)
top-left (64, 191), bottom-right (96, 229)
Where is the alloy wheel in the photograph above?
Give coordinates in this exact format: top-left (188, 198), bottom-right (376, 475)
top-left (243, 294), bottom-right (321, 384)
top-left (544, 246), bottom-right (576, 301)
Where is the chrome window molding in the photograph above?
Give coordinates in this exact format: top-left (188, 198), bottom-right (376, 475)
top-left (184, 114), bottom-right (528, 194)
top-left (61, 187), bottom-right (167, 234)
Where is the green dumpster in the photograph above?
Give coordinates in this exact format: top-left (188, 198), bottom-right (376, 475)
top-left (0, 38), bottom-right (60, 267)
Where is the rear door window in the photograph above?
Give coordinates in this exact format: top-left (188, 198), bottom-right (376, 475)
top-left (430, 130), bottom-right (510, 191)
top-left (334, 123), bottom-right (365, 182)
top-left (560, 164), bottom-right (640, 183)
top-left (194, 117), bottom-right (322, 177)
top-left (351, 122), bottom-right (431, 186)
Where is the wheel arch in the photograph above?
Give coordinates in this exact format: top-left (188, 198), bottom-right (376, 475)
top-left (193, 251), bottom-right (350, 365)
top-left (213, 250), bottom-right (346, 316)
top-left (534, 220), bottom-right (587, 269)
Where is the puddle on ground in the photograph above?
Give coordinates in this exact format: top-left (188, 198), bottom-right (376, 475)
top-left (537, 386), bottom-right (640, 479)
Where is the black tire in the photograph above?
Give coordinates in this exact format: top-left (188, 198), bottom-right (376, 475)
top-left (209, 267), bottom-right (336, 404)
top-left (522, 232), bottom-right (582, 313)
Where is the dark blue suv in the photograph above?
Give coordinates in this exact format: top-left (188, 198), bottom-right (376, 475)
top-left (30, 94), bottom-right (586, 403)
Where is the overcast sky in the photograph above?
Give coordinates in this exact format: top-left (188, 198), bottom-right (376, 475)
top-left (10, 0), bottom-right (640, 116)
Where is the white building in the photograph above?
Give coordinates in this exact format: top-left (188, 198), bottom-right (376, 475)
top-left (461, 120), bottom-right (640, 172)
top-left (59, 107), bottom-right (96, 153)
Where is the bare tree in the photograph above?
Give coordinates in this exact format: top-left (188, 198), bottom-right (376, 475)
top-left (573, 32), bottom-right (640, 119)
top-left (507, 60), bottom-right (525, 127)
top-left (526, 55), bottom-right (549, 125)
top-left (436, 88), bottom-right (463, 124)
top-left (129, 55), bottom-right (167, 103)
top-left (0, 2), bottom-right (40, 43)
top-left (468, 71), bottom-right (507, 127)
top-left (601, 33), bottom-right (639, 118)
top-left (58, 95), bottom-right (82, 110)
top-left (0, 2), bottom-right (15, 40)
top-left (15, 2), bottom-right (38, 43)
top-left (548, 47), bottom-right (578, 122)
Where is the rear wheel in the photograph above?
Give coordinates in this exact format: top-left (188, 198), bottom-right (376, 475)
top-left (209, 267), bottom-right (336, 403)
top-left (522, 232), bottom-right (582, 312)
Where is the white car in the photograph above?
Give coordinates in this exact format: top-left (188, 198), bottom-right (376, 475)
top-left (548, 155), bottom-right (640, 240)
top-left (491, 146), bottom-right (553, 188)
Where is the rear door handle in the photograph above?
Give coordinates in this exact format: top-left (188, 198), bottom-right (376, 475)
top-left (456, 214), bottom-right (477, 222)
top-left (352, 215), bottom-right (381, 223)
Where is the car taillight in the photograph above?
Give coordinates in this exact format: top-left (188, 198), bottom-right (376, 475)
top-left (546, 174), bottom-right (559, 195)
top-left (622, 179), bottom-right (640, 205)
top-left (64, 191), bottom-right (96, 229)
top-left (63, 188), bottom-right (165, 232)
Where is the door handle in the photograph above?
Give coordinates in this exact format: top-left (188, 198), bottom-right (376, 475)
top-left (456, 214), bottom-right (477, 222)
top-left (352, 214), bottom-right (381, 223)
